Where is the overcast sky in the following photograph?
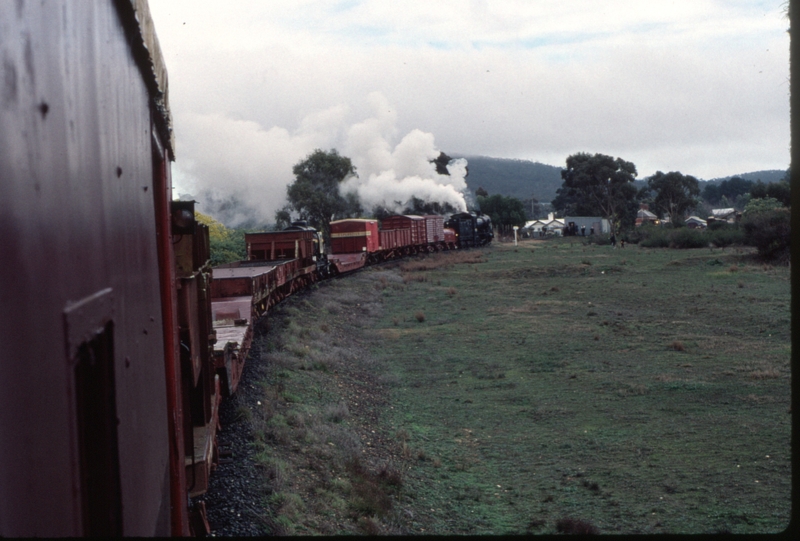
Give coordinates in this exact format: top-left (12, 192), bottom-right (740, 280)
top-left (147, 0), bottom-right (790, 224)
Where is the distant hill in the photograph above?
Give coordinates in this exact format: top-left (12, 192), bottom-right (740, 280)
top-left (454, 155), bottom-right (787, 203)
top-left (702, 170), bottom-right (787, 185)
top-left (453, 155), bottom-right (564, 203)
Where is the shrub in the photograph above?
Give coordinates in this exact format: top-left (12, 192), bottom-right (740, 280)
top-left (668, 227), bottom-right (707, 249)
top-left (584, 234), bottom-right (612, 246)
top-left (639, 228), bottom-right (670, 248)
top-left (708, 226), bottom-right (745, 248)
top-left (742, 208), bottom-right (790, 261)
top-left (627, 223), bottom-right (660, 244)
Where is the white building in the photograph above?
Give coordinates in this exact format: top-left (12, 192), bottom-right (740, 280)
top-left (523, 213), bottom-right (565, 237)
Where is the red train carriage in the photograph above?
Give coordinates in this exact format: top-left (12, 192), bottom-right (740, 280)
top-left (0, 0), bottom-right (211, 535)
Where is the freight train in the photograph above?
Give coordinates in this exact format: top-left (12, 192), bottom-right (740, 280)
top-left (0, 1), bottom-right (492, 536)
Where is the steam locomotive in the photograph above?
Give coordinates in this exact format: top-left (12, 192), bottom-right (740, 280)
top-left (0, 2), bottom-right (493, 536)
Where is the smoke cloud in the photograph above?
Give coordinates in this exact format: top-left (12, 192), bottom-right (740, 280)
top-left (341, 93), bottom-right (467, 214)
top-left (173, 91), bottom-right (467, 226)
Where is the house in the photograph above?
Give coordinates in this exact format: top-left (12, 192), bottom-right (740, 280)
top-left (635, 206), bottom-right (659, 226)
top-left (523, 213), bottom-right (565, 237)
top-left (708, 208), bottom-right (739, 224)
top-left (685, 216), bottom-right (707, 229)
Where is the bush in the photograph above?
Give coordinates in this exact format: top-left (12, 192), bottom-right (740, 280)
top-left (668, 227), bottom-right (707, 249)
top-left (707, 226), bottom-right (745, 248)
top-left (583, 234), bottom-right (612, 246)
top-left (742, 208), bottom-right (790, 261)
top-left (639, 226), bottom-right (671, 248)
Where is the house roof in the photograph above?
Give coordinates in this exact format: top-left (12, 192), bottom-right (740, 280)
top-left (685, 216), bottom-right (707, 225)
top-left (637, 209), bottom-right (658, 219)
top-left (524, 218), bottom-right (564, 228)
top-left (711, 208), bottom-right (736, 217)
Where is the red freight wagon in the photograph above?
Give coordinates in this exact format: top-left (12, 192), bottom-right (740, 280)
top-left (379, 228), bottom-right (411, 250)
top-left (424, 214), bottom-right (444, 242)
top-left (210, 263), bottom-right (276, 299)
top-left (330, 219), bottom-right (380, 253)
top-left (423, 215), bottom-right (445, 243)
top-left (381, 215), bottom-right (425, 245)
top-left (246, 230), bottom-right (317, 267)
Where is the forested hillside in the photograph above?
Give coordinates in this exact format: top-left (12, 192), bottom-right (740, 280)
top-left (454, 155), bottom-right (564, 202)
top-left (704, 169), bottom-right (787, 185)
top-left (456, 155), bottom-right (787, 206)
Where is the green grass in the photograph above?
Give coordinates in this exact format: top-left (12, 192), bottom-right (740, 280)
top-left (246, 237), bottom-right (790, 535)
top-left (369, 238), bottom-right (791, 535)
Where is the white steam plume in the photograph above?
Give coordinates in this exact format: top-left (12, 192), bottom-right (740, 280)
top-left (172, 91), bottom-right (467, 226)
top-left (341, 93), bottom-right (468, 214)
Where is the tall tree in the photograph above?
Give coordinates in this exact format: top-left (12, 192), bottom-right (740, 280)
top-left (750, 180), bottom-right (791, 207)
top-left (477, 194), bottom-right (527, 232)
top-left (645, 171), bottom-right (701, 225)
top-left (554, 152), bottom-right (639, 228)
top-left (702, 176), bottom-right (754, 205)
top-left (284, 149), bottom-right (361, 241)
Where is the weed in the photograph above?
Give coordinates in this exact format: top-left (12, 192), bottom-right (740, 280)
top-left (415, 311), bottom-right (426, 322)
top-left (749, 369), bottom-right (780, 379)
top-left (324, 402), bottom-right (350, 422)
top-left (346, 459), bottom-right (397, 518)
top-left (234, 404), bottom-right (253, 423)
top-left (670, 340), bottom-right (686, 352)
top-left (447, 287), bottom-right (457, 297)
top-left (582, 480), bottom-right (601, 492)
top-left (358, 517), bottom-right (381, 535)
top-left (377, 465), bottom-right (404, 487)
top-left (555, 517), bottom-right (600, 534)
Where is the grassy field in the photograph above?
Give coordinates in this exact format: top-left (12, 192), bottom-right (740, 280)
top-left (246, 237), bottom-right (791, 535)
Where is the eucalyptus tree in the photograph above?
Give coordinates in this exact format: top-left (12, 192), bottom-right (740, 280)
top-left (282, 149), bottom-right (362, 241)
top-left (553, 152), bottom-right (639, 228)
top-left (645, 171), bottom-right (701, 225)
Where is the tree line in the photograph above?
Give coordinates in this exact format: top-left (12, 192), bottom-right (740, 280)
top-left (195, 148), bottom-right (789, 264)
